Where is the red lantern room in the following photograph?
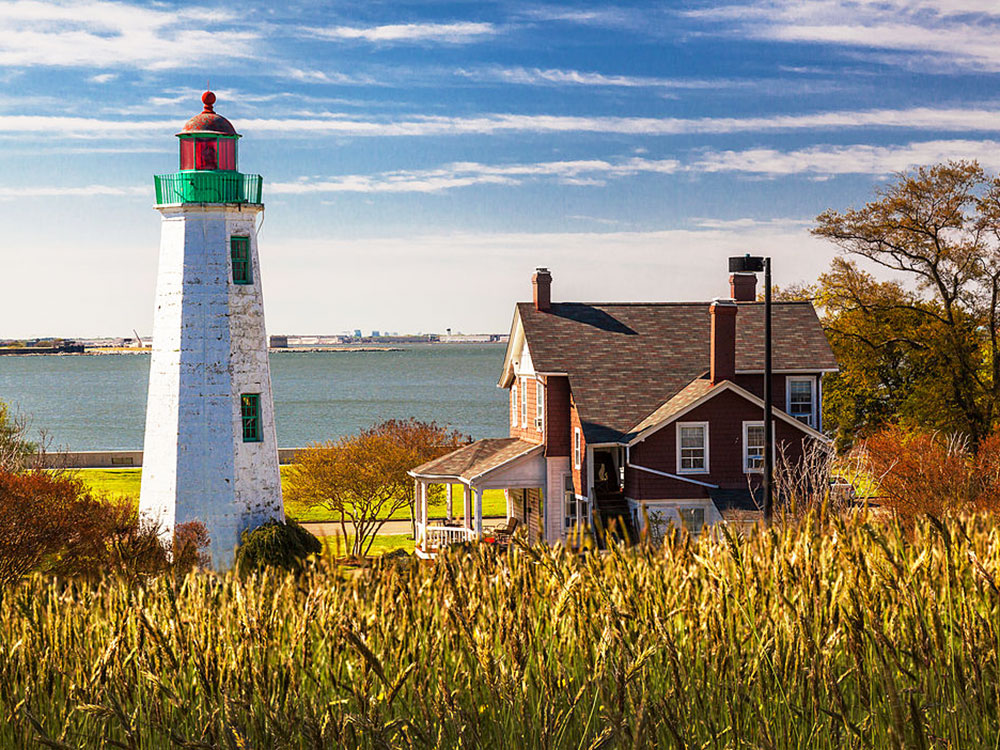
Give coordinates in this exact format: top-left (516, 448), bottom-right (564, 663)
top-left (177, 90), bottom-right (239, 171)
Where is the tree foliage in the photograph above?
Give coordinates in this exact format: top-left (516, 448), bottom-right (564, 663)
top-left (0, 470), bottom-right (208, 587)
top-left (812, 161), bottom-right (1000, 445)
top-left (857, 426), bottom-right (1000, 521)
top-left (285, 419), bottom-right (469, 558)
top-left (0, 402), bottom-right (36, 473)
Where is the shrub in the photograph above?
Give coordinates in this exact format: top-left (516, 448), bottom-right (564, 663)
top-left (0, 470), bottom-right (209, 586)
top-left (235, 518), bottom-right (321, 574)
top-left (857, 426), bottom-right (1000, 520)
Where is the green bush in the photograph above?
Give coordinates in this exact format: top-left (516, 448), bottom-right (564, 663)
top-left (235, 517), bottom-right (321, 574)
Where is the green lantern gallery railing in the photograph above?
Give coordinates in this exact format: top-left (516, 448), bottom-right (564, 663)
top-left (153, 172), bottom-right (262, 206)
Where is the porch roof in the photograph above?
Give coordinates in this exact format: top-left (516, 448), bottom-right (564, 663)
top-left (410, 438), bottom-right (544, 483)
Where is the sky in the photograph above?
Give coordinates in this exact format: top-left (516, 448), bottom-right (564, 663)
top-left (3, 0), bottom-right (1000, 337)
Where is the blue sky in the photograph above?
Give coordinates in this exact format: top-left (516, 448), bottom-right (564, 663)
top-left (3, 0), bottom-right (1000, 337)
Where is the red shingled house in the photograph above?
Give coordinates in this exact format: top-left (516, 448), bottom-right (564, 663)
top-left (409, 268), bottom-right (837, 556)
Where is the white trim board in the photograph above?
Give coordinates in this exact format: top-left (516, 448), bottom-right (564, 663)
top-left (628, 379), bottom-right (829, 446)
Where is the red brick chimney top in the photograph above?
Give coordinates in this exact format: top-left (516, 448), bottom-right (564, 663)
top-left (730, 272), bottom-right (757, 302)
top-left (710, 298), bottom-right (738, 384)
top-left (533, 267), bottom-right (552, 312)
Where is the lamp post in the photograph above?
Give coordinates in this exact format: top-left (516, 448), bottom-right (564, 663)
top-left (728, 253), bottom-right (773, 521)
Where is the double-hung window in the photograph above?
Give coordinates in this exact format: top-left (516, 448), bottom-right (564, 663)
top-left (676, 422), bottom-right (709, 473)
top-left (230, 236), bottom-right (252, 285)
top-left (743, 421), bottom-right (765, 473)
top-left (535, 378), bottom-right (544, 431)
top-left (520, 376), bottom-right (528, 428)
top-left (511, 383), bottom-right (518, 426)
top-left (787, 377), bottom-right (816, 427)
top-left (241, 393), bottom-right (262, 442)
top-left (574, 427), bottom-right (582, 470)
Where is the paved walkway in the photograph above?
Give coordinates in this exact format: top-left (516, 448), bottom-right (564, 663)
top-left (302, 517), bottom-right (506, 538)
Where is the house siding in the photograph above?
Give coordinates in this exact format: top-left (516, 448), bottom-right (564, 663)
top-left (544, 375), bottom-right (571, 457)
top-left (625, 389), bottom-right (811, 500)
top-left (509, 376), bottom-right (544, 444)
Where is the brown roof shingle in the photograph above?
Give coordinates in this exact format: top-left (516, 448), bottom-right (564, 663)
top-left (410, 438), bottom-right (542, 481)
top-left (517, 300), bottom-right (836, 444)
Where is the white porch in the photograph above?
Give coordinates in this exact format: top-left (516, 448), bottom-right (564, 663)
top-left (409, 438), bottom-right (547, 559)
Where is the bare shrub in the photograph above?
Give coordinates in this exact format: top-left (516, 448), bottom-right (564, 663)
top-left (854, 426), bottom-right (1000, 521)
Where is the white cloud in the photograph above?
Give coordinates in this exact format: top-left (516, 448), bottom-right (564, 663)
top-left (0, 184), bottom-right (145, 199)
top-left (5, 106), bottom-right (1000, 140)
top-left (270, 157), bottom-right (680, 194)
top-left (690, 0), bottom-right (1000, 71)
top-left (88, 73), bottom-right (116, 84)
top-left (693, 139), bottom-right (1000, 175)
top-left (0, 0), bottom-right (257, 70)
top-left (304, 22), bottom-right (497, 44)
top-left (460, 66), bottom-right (733, 89)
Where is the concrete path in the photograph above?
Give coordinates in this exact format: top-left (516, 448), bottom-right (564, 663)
top-left (302, 517), bottom-right (505, 538)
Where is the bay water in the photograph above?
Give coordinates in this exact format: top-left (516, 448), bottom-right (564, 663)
top-left (0, 345), bottom-right (509, 451)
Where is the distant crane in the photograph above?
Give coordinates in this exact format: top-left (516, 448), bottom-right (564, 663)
top-left (132, 329), bottom-right (144, 348)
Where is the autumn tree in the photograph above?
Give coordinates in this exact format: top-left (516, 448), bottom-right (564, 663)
top-left (285, 419), bottom-right (468, 558)
top-left (813, 161), bottom-right (1000, 445)
top-left (0, 401), bottom-right (36, 472)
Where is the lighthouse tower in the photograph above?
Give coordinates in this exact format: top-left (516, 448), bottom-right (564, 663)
top-left (139, 91), bottom-right (283, 568)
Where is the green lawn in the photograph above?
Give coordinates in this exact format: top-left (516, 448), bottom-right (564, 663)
top-left (75, 468), bottom-right (509, 521)
top-left (319, 533), bottom-right (415, 557)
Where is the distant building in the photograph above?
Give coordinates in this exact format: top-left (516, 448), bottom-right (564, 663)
top-left (354, 329), bottom-right (362, 338)
top-left (269, 335), bottom-right (289, 348)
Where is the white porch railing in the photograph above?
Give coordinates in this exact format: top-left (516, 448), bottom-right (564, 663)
top-left (417, 523), bottom-right (477, 552)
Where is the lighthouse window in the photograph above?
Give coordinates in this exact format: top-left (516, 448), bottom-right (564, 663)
top-left (241, 394), bottom-right (262, 442)
top-left (180, 138), bottom-right (195, 170)
top-left (196, 139), bottom-right (218, 170)
top-left (231, 236), bottom-right (252, 284)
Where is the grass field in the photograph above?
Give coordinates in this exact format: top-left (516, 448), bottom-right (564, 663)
top-left (4, 512), bottom-right (1000, 748)
top-left (74, 468), bottom-right (508, 522)
top-left (319, 533), bottom-right (415, 557)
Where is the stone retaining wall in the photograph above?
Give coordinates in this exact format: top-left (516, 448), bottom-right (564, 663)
top-left (40, 449), bottom-right (301, 469)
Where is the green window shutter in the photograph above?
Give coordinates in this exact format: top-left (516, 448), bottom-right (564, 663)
top-left (230, 236), bottom-right (252, 285)
top-left (241, 393), bottom-right (262, 442)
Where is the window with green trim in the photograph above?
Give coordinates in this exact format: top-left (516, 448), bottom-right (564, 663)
top-left (231, 236), bottom-right (252, 285)
top-left (241, 393), bottom-right (262, 442)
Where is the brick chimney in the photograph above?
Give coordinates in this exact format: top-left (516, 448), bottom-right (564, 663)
top-left (533, 267), bottom-right (552, 312)
top-left (710, 298), bottom-right (737, 384)
top-left (730, 272), bottom-right (757, 302)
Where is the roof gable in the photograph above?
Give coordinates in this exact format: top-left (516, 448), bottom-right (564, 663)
top-left (517, 300), bottom-right (836, 443)
top-left (626, 378), bottom-right (830, 445)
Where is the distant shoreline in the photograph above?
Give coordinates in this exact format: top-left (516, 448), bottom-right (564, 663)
top-left (0, 343), bottom-right (505, 357)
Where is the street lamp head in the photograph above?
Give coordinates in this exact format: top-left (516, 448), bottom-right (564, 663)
top-left (728, 253), bottom-right (766, 273)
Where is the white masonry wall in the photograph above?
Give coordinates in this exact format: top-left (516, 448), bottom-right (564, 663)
top-left (139, 203), bottom-right (284, 569)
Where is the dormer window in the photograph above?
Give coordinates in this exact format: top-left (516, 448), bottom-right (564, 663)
top-left (786, 377), bottom-right (816, 427)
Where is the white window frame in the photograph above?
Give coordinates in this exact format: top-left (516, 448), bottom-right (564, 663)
top-left (574, 427), bottom-right (582, 470)
top-left (511, 382), bottom-right (518, 425)
top-left (535, 377), bottom-right (544, 431)
top-left (676, 421), bottom-right (709, 474)
top-left (786, 376), bottom-right (816, 428)
top-left (743, 421), bottom-right (765, 474)
top-left (520, 375), bottom-right (528, 428)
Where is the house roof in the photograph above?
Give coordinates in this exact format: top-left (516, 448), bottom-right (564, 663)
top-left (513, 300), bottom-right (836, 444)
top-left (409, 438), bottom-right (542, 482)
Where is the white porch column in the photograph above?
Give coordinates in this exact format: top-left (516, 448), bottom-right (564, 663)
top-left (504, 489), bottom-right (511, 520)
top-left (420, 481), bottom-right (429, 532)
top-left (474, 487), bottom-right (483, 539)
top-left (463, 484), bottom-right (472, 529)
top-left (447, 483), bottom-right (454, 520)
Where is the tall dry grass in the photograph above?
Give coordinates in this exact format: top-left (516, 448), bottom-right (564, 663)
top-left (2, 511), bottom-right (999, 748)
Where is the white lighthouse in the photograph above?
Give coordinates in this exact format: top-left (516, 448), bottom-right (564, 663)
top-left (139, 90), bottom-right (283, 568)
